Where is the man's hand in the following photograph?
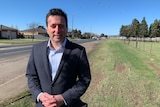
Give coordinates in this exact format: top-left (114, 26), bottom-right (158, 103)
top-left (39, 92), bottom-right (64, 107)
top-left (39, 92), bottom-right (57, 107)
top-left (54, 94), bottom-right (65, 107)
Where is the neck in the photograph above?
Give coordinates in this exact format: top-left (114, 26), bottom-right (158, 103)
top-left (50, 40), bottom-right (63, 50)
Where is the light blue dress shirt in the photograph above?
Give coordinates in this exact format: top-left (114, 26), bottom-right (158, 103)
top-left (47, 38), bottom-right (66, 81)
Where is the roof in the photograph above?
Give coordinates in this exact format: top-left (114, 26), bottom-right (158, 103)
top-left (20, 27), bottom-right (46, 34)
top-left (37, 28), bottom-right (46, 33)
top-left (0, 24), bottom-right (18, 31)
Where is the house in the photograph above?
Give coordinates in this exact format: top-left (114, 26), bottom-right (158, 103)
top-left (0, 24), bottom-right (18, 39)
top-left (19, 26), bottom-right (47, 37)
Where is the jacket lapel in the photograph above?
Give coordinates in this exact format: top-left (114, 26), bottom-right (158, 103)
top-left (52, 40), bottom-right (71, 84)
top-left (41, 41), bottom-right (52, 82)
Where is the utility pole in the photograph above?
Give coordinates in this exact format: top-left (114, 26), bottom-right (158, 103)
top-left (72, 15), bottom-right (74, 30)
top-left (90, 24), bottom-right (92, 38)
top-left (72, 15), bottom-right (74, 38)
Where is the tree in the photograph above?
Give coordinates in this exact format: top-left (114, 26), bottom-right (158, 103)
top-left (139, 17), bottom-right (148, 51)
top-left (82, 32), bottom-right (91, 39)
top-left (71, 29), bottom-right (82, 38)
top-left (139, 17), bottom-right (148, 38)
top-left (28, 22), bottom-right (39, 41)
top-left (149, 19), bottom-right (160, 38)
top-left (131, 18), bottom-right (140, 48)
top-left (148, 19), bottom-right (160, 54)
top-left (100, 33), bottom-right (105, 37)
top-left (77, 30), bottom-right (82, 38)
top-left (37, 25), bottom-right (46, 30)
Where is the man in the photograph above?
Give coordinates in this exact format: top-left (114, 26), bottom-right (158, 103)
top-left (26, 8), bottom-right (91, 107)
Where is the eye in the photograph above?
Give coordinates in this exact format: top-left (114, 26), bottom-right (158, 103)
top-left (50, 24), bottom-right (56, 28)
top-left (59, 24), bottom-right (64, 29)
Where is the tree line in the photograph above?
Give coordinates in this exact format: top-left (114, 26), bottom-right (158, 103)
top-left (119, 17), bottom-right (160, 38)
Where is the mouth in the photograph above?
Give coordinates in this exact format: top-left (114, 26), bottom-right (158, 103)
top-left (53, 34), bottom-right (61, 36)
top-left (53, 35), bottom-right (61, 39)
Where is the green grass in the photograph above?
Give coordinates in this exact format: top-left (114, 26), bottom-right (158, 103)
top-left (0, 38), bottom-right (87, 44)
top-left (2, 39), bottom-right (160, 107)
top-left (127, 40), bottom-right (160, 58)
top-left (0, 39), bottom-right (45, 44)
top-left (82, 39), bottom-right (160, 107)
top-left (0, 90), bottom-right (34, 107)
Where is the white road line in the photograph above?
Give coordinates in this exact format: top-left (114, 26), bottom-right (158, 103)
top-left (0, 50), bottom-right (30, 56)
top-left (0, 73), bottom-right (25, 87)
top-left (0, 45), bottom-right (32, 51)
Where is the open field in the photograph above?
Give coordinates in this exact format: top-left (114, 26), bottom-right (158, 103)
top-left (2, 39), bottom-right (160, 107)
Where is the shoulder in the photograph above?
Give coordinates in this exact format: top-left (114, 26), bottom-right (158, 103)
top-left (30, 41), bottom-right (48, 55)
top-left (66, 39), bottom-right (85, 51)
top-left (32, 41), bottom-right (48, 48)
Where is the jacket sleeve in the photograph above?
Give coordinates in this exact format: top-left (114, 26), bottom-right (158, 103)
top-left (62, 48), bottom-right (91, 106)
top-left (26, 46), bottom-right (42, 102)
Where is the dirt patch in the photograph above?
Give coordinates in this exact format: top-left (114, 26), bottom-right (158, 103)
top-left (81, 40), bottom-right (100, 53)
top-left (114, 61), bottom-right (127, 73)
top-left (83, 68), bottom-right (106, 99)
top-left (82, 40), bottom-right (103, 94)
top-left (148, 63), bottom-right (160, 77)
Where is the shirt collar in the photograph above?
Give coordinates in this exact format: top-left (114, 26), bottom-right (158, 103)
top-left (47, 37), bottom-right (67, 50)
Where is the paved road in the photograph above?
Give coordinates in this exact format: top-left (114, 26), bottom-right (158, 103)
top-left (0, 46), bottom-right (30, 102)
top-left (0, 40), bottom-right (100, 102)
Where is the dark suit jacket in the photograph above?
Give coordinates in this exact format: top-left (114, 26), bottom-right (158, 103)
top-left (26, 39), bottom-right (91, 107)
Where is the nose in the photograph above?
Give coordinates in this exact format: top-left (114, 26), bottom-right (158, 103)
top-left (55, 25), bottom-right (60, 33)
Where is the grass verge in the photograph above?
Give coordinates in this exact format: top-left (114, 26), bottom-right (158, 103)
top-left (0, 39), bottom-right (45, 44)
top-left (82, 39), bottom-right (160, 107)
top-left (0, 90), bottom-right (34, 107)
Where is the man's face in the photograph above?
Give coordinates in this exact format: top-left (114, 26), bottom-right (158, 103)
top-left (47, 15), bottom-right (67, 43)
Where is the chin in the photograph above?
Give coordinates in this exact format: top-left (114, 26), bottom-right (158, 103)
top-left (54, 38), bottom-right (62, 42)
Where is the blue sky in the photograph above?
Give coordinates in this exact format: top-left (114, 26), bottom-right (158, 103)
top-left (0, 0), bottom-right (160, 35)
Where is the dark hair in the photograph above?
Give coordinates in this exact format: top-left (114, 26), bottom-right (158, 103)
top-left (46, 8), bottom-right (68, 28)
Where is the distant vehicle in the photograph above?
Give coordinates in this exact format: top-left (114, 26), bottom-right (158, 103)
top-left (92, 36), bottom-right (100, 40)
top-left (96, 38), bottom-right (100, 40)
